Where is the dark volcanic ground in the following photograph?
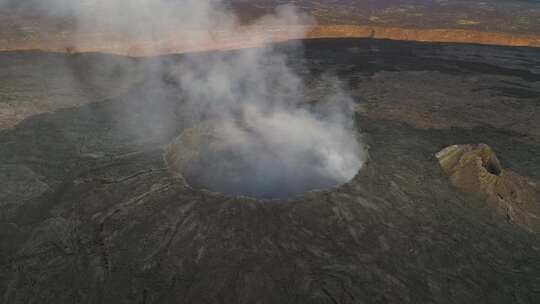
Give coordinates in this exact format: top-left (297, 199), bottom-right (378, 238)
top-left (1, 39), bottom-right (540, 303)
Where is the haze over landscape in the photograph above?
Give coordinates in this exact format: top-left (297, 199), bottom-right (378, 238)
top-left (0, 0), bottom-right (540, 55)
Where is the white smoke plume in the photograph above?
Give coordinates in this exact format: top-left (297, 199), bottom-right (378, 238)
top-left (170, 44), bottom-right (366, 198)
top-left (1, 0), bottom-right (367, 198)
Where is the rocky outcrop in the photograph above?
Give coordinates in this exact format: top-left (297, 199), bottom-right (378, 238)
top-left (436, 144), bottom-right (540, 233)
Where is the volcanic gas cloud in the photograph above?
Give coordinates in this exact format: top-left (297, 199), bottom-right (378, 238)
top-left (4, 0), bottom-right (368, 198)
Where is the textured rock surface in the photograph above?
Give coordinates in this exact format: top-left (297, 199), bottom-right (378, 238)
top-left (1, 39), bottom-right (540, 303)
top-left (436, 144), bottom-right (540, 232)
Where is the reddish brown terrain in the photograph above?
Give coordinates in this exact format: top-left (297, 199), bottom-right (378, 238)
top-left (1, 0), bottom-right (539, 56)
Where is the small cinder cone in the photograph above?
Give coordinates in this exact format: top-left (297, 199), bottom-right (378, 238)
top-left (436, 144), bottom-right (540, 233)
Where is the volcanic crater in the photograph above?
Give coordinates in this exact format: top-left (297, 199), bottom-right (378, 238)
top-left (164, 120), bottom-right (363, 199)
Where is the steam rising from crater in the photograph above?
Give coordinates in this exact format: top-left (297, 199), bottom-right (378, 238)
top-left (169, 44), bottom-right (366, 198)
top-left (1, 0), bottom-right (367, 198)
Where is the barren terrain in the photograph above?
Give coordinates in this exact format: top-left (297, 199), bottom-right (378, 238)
top-left (1, 38), bottom-right (539, 303)
top-left (1, 0), bottom-right (540, 56)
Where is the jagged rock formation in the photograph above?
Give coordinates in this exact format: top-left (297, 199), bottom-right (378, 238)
top-left (436, 144), bottom-right (540, 232)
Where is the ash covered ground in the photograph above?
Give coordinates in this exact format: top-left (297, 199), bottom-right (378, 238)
top-left (1, 39), bottom-right (540, 303)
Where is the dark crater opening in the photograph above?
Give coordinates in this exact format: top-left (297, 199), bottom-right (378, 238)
top-left (164, 122), bottom-right (356, 199)
top-left (484, 157), bottom-right (502, 176)
top-left (479, 149), bottom-right (503, 176)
